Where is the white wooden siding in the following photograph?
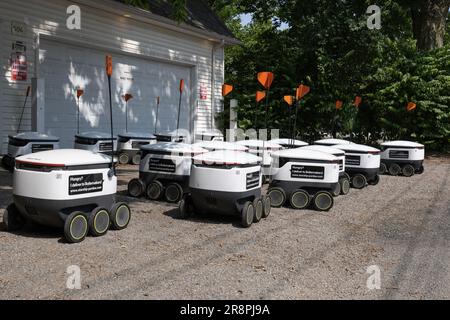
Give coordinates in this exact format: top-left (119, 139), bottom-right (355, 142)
top-left (0, 0), bottom-right (225, 153)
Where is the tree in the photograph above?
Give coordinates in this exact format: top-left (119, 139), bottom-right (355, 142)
top-left (408, 0), bottom-right (450, 50)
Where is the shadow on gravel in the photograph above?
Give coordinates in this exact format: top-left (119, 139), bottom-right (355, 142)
top-left (0, 221), bottom-right (67, 242)
top-left (0, 170), bottom-right (13, 212)
top-left (163, 208), bottom-right (245, 229)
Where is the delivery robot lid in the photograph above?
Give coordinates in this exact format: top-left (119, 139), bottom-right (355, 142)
top-left (156, 129), bottom-right (188, 136)
top-left (76, 131), bottom-right (117, 140)
top-left (15, 149), bottom-right (113, 167)
top-left (333, 143), bottom-right (381, 154)
top-left (235, 139), bottom-right (282, 150)
top-left (193, 150), bottom-right (262, 166)
top-left (272, 148), bottom-right (339, 162)
top-left (118, 132), bottom-right (156, 140)
top-left (315, 138), bottom-right (353, 146)
top-left (194, 141), bottom-right (248, 152)
top-left (196, 129), bottom-right (223, 137)
top-left (381, 140), bottom-right (424, 148)
top-left (9, 132), bottom-right (59, 142)
top-left (301, 145), bottom-right (345, 157)
top-left (270, 139), bottom-right (309, 147)
top-left (141, 142), bottom-right (207, 155)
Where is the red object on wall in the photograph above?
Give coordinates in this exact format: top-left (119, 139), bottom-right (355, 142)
top-left (200, 83), bottom-right (208, 100)
top-left (10, 52), bottom-right (27, 81)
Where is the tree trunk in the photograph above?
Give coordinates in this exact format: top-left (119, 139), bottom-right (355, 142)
top-left (410, 0), bottom-right (450, 51)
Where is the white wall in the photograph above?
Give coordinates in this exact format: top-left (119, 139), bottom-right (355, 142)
top-left (0, 0), bottom-right (226, 153)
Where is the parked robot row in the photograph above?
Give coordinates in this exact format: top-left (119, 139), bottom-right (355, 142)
top-left (124, 137), bottom-right (425, 226)
top-left (2, 135), bottom-right (425, 242)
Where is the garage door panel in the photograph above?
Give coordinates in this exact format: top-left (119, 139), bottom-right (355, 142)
top-left (39, 40), bottom-right (192, 148)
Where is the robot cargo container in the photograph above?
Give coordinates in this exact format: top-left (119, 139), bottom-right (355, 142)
top-left (301, 145), bottom-right (351, 196)
top-left (127, 143), bottom-right (207, 203)
top-left (5, 149), bottom-right (131, 243)
top-left (333, 144), bottom-right (381, 189)
top-left (180, 150), bottom-right (271, 228)
top-left (268, 148), bottom-right (340, 211)
top-left (379, 141), bottom-right (425, 177)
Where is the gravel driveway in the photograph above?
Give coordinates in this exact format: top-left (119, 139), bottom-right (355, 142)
top-left (0, 157), bottom-right (449, 300)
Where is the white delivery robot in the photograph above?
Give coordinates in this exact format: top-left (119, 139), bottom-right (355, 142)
top-left (333, 144), bottom-right (381, 189)
top-left (268, 148), bottom-right (340, 211)
top-left (379, 141), bottom-right (425, 177)
top-left (127, 143), bottom-right (207, 203)
top-left (180, 150), bottom-right (271, 228)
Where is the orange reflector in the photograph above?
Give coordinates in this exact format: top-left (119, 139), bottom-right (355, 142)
top-left (180, 79), bottom-right (185, 93)
top-left (283, 95), bottom-right (294, 106)
top-left (123, 94), bottom-right (133, 102)
top-left (256, 91), bottom-right (266, 103)
top-left (354, 96), bottom-right (362, 108)
top-left (336, 100), bottom-right (343, 110)
top-left (407, 102), bottom-right (417, 112)
top-left (222, 84), bottom-right (233, 97)
top-left (76, 89), bottom-right (84, 99)
top-left (296, 85), bottom-right (310, 100)
top-left (257, 72), bottom-right (274, 89)
top-left (106, 55), bottom-right (113, 77)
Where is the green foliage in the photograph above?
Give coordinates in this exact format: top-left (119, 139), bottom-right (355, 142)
top-left (214, 0), bottom-right (450, 151)
top-left (124, 0), bottom-right (149, 10)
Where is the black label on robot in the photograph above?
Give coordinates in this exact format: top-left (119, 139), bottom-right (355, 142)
top-left (69, 174), bottom-right (104, 195)
top-left (31, 144), bottom-right (54, 153)
top-left (132, 141), bottom-right (150, 149)
top-left (149, 158), bottom-right (176, 173)
top-left (346, 155), bottom-right (361, 166)
top-left (389, 150), bottom-right (409, 159)
top-left (338, 160), bottom-right (344, 171)
top-left (291, 165), bottom-right (325, 180)
top-left (246, 171), bottom-right (261, 190)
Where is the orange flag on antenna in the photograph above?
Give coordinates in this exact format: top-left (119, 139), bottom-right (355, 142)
top-left (179, 79), bottom-right (185, 93)
top-left (284, 95), bottom-right (294, 106)
top-left (296, 85), bottom-right (310, 100)
top-left (123, 94), bottom-right (133, 102)
top-left (222, 84), bottom-right (233, 97)
top-left (106, 55), bottom-right (113, 77)
top-left (407, 102), bottom-right (417, 112)
top-left (354, 96), bottom-right (362, 108)
top-left (336, 100), bottom-right (343, 110)
top-left (256, 91), bottom-right (266, 103)
top-left (257, 72), bottom-right (274, 89)
top-left (76, 89), bottom-right (84, 99)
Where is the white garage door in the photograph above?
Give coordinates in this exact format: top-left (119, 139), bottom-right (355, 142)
top-left (39, 39), bottom-right (193, 148)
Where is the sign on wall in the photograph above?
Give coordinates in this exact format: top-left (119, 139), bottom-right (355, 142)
top-left (200, 83), bottom-right (208, 100)
top-left (11, 21), bottom-right (27, 36)
top-left (10, 41), bottom-right (28, 81)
